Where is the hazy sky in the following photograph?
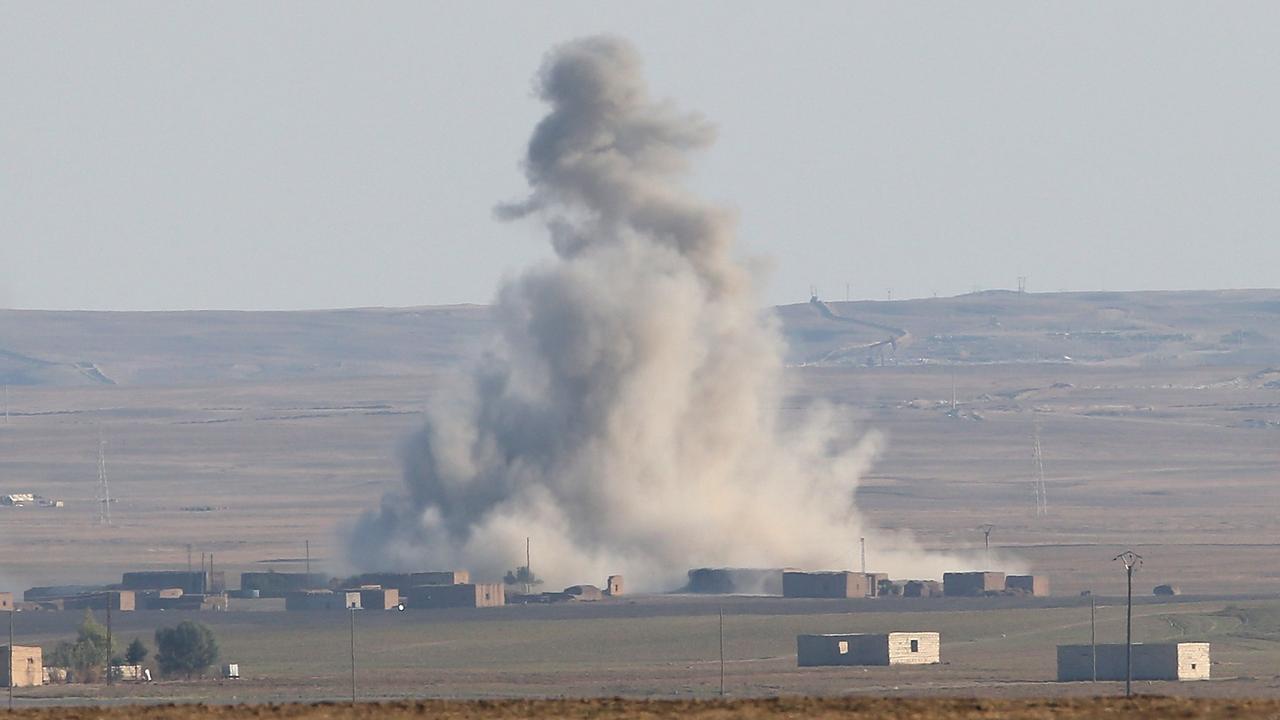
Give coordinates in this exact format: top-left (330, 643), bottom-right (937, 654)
top-left (3, 2), bottom-right (1277, 311)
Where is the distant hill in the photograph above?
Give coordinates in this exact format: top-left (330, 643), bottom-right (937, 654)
top-left (2, 289), bottom-right (1278, 387)
top-left (783, 288), bottom-right (1280, 368)
top-left (0, 305), bottom-right (492, 386)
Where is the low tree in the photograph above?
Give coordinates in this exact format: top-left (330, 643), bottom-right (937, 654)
top-left (125, 637), bottom-right (149, 665)
top-left (155, 621), bottom-right (218, 679)
top-left (503, 565), bottom-right (542, 595)
top-left (46, 610), bottom-right (113, 683)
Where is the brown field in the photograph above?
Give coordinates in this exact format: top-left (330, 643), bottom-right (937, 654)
top-left (10, 697), bottom-right (1280, 719)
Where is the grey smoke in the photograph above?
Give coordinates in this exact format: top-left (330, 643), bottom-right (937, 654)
top-left (348, 36), bottom-right (996, 588)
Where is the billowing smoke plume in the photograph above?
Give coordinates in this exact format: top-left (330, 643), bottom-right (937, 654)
top-left (348, 36), bottom-right (994, 589)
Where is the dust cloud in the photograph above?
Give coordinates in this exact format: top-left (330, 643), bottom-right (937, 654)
top-left (348, 36), bottom-right (1003, 589)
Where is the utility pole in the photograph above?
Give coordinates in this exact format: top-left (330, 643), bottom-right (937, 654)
top-left (718, 604), bottom-right (725, 698)
top-left (1114, 551), bottom-right (1142, 698)
top-left (979, 525), bottom-right (994, 564)
top-left (349, 602), bottom-right (357, 704)
top-left (8, 608), bottom-right (14, 710)
top-left (186, 544), bottom-right (192, 573)
top-left (106, 597), bottom-right (113, 686)
top-left (305, 540), bottom-right (311, 577)
top-left (1090, 593), bottom-right (1097, 683)
top-left (524, 537), bottom-right (532, 595)
top-left (859, 537), bottom-right (866, 575)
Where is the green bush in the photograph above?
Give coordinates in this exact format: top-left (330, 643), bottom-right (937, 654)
top-left (155, 621), bottom-right (219, 679)
top-left (45, 610), bottom-right (113, 683)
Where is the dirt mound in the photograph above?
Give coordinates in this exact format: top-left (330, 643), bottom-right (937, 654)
top-left (11, 698), bottom-right (1280, 719)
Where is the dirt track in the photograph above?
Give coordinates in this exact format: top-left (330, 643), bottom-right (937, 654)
top-left (10, 698), bottom-right (1280, 719)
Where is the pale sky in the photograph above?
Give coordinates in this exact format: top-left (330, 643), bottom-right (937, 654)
top-left (3, 1), bottom-right (1277, 311)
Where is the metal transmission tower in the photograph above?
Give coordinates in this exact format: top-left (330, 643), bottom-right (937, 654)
top-left (97, 429), bottom-right (112, 526)
top-left (1031, 421), bottom-right (1048, 517)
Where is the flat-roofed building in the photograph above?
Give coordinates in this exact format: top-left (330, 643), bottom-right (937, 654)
top-left (285, 590), bottom-right (362, 611)
top-left (353, 571), bottom-right (470, 591)
top-left (686, 568), bottom-right (786, 595)
top-left (797, 632), bottom-right (940, 667)
top-left (1057, 643), bottom-right (1209, 681)
top-left (63, 591), bottom-right (135, 612)
top-left (122, 571), bottom-right (224, 595)
top-left (2, 646), bottom-right (43, 687)
top-left (782, 571), bottom-right (868, 599)
top-left (1005, 575), bottom-right (1050, 596)
top-left (355, 586), bottom-right (401, 610)
top-left (407, 583), bottom-right (504, 609)
top-left (240, 572), bottom-right (330, 598)
top-left (903, 580), bottom-right (943, 598)
top-left (943, 571), bottom-right (1006, 597)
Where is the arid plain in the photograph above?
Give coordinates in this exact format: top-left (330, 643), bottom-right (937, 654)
top-left (1, 289), bottom-right (1278, 704)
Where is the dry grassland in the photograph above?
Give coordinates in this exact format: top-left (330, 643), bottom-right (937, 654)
top-left (10, 697), bottom-right (1280, 719)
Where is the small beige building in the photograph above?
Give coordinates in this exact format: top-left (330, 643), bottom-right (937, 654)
top-left (604, 575), bottom-right (624, 596)
top-left (797, 632), bottom-right (941, 667)
top-left (2, 645), bottom-right (43, 688)
top-left (782, 571), bottom-right (868, 599)
top-left (0, 593), bottom-right (12, 611)
top-left (1057, 643), bottom-right (1209, 681)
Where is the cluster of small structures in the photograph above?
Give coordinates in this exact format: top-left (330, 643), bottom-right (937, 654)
top-left (2, 560), bottom-right (1212, 688)
top-left (21, 571), bottom-right (229, 612)
top-left (792, 631), bottom-right (1210, 681)
top-left (1, 493), bottom-right (63, 508)
top-left (685, 568), bottom-right (1050, 599)
top-left (7, 566), bottom-right (625, 616)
